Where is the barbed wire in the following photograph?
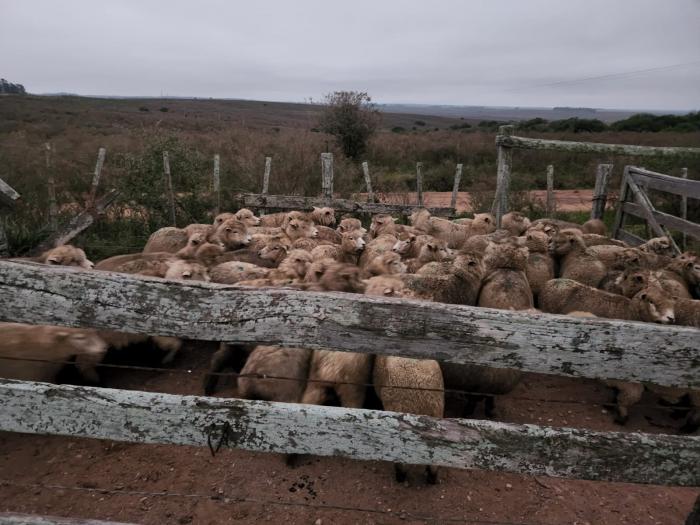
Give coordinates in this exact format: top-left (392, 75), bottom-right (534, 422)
top-left (0, 479), bottom-right (547, 525)
top-left (0, 354), bottom-right (692, 416)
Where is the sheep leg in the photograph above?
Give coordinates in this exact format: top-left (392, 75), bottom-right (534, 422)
top-left (425, 465), bottom-right (439, 485)
top-left (336, 384), bottom-right (366, 409)
top-left (74, 354), bottom-right (103, 384)
top-left (394, 463), bottom-right (408, 483)
top-left (612, 382), bottom-right (644, 425)
top-left (152, 336), bottom-right (182, 365)
top-left (203, 343), bottom-right (234, 396)
top-left (300, 384), bottom-right (328, 406)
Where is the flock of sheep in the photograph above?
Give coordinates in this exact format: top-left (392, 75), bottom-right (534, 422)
top-left (1, 204), bottom-right (699, 483)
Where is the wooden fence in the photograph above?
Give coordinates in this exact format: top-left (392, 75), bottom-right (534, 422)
top-left (0, 261), bottom-right (698, 488)
top-left (491, 125), bottom-right (700, 227)
top-left (612, 166), bottom-right (700, 252)
top-left (0, 176), bottom-right (20, 257)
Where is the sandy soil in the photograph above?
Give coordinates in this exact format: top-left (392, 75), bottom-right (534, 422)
top-left (0, 341), bottom-right (696, 525)
top-left (357, 190), bottom-right (615, 214)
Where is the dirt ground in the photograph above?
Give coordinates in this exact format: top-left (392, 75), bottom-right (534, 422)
top-left (358, 190), bottom-right (607, 214)
top-left (0, 342), bottom-right (697, 525)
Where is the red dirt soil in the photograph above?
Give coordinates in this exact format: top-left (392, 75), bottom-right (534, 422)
top-left (0, 342), bottom-right (696, 525)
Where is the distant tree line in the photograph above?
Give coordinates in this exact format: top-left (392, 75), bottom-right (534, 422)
top-left (0, 79), bottom-right (26, 95)
top-left (477, 112), bottom-right (700, 134)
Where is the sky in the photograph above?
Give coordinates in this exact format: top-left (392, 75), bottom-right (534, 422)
top-left (1, 0), bottom-right (699, 110)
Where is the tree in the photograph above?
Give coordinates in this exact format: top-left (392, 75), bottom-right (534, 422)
top-left (318, 91), bottom-right (380, 159)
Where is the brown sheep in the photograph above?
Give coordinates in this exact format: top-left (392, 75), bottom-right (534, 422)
top-left (362, 251), bottom-right (407, 278)
top-left (234, 208), bottom-right (261, 227)
top-left (523, 230), bottom-right (556, 302)
top-left (410, 208), bottom-right (469, 249)
top-left (175, 232), bottom-right (210, 259)
top-left (163, 260), bottom-right (210, 281)
top-left (588, 245), bottom-right (644, 272)
top-left (304, 258), bottom-right (337, 284)
top-left (369, 214), bottom-right (398, 238)
top-left (582, 219), bottom-right (606, 236)
top-left (310, 244), bottom-right (340, 261)
top-left (183, 223), bottom-right (215, 239)
top-left (363, 275), bottom-right (415, 298)
top-left (237, 346), bottom-right (312, 403)
top-left (501, 211), bottom-right (531, 236)
top-left (655, 255), bottom-right (700, 299)
top-left (267, 249), bottom-right (313, 281)
top-left (359, 234), bottom-right (398, 267)
top-left (478, 241), bottom-right (533, 311)
top-left (315, 225), bottom-right (342, 244)
top-left (210, 261), bottom-right (270, 284)
top-left (317, 262), bottom-right (365, 293)
top-left (215, 235), bottom-right (289, 268)
top-left (301, 349), bottom-right (372, 410)
top-left (213, 218), bottom-right (252, 250)
top-left (639, 236), bottom-right (675, 257)
top-left (36, 245), bottom-right (94, 269)
top-left (336, 230), bottom-right (366, 264)
top-left (549, 229), bottom-right (607, 288)
top-left (284, 218), bottom-right (319, 242)
top-left (337, 217), bottom-right (366, 235)
top-left (0, 323), bottom-right (108, 384)
top-left (194, 242), bottom-right (226, 267)
top-left (404, 238), bottom-right (452, 273)
top-left (402, 252), bottom-right (484, 305)
top-left (143, 227), bottom-right (189, 253)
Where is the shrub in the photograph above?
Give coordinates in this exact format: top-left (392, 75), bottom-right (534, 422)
top-left (318, 91), bottom-right (380, 159)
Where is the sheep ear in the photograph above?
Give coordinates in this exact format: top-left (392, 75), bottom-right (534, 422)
top-left (47, 255), bottom-right (61, 264)
top-left (640, 293), bottom-right (648, 300)
top-left (312, 206), bottom-right (320, 212)
top-left (484, 217), bottom-right (491, 223)
top-left (384, 288), bottom-right (393, 295)
top-left (392, 217), bottom-right (399, 222)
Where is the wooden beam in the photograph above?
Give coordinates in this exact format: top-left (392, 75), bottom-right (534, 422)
top-left (616, 229), bottom-right (646, 246)
top-left (0, 513), bottom-right (136, 525)
top-left (450, 163), bottom-right (463, 210)
top-left (415, 162), bottom-right (424, 206)
top-left (262, 156), bottom-right (272, 195)
top-left (362, 161), bottom-right (374, 203)
top-left (212, 154), bottom-right (221, 217)
top-left (625, 176), bottom-right (681, 254)
top-left (0, 176), bottom-right (21, 208)
top-left (497, 135), bottom-right (700, 157)
top-left (680, 168), bottom-right (688, 251)
top-left (629, 167), bottom-right (700, 200)
top-left (163, 151), bottom-right (176, 226)
top-left (236, 193), bottom-right (454, 217)
top-left (321, 153), bottom-right (333, 201)
top-left (492, 125), bottom-right (514, 227)
top-left (546, 164), bottom-right (555, 216)
top-left (30, 190), bottom-right (120, 255)
top-left (0, 379), bottom-right (698, 486)
top-left (611, 166), bottom-right (630, 242)
top-left (0, 261), bottom-right (698, 388)
top-left (622, 202), bottom-right (700, 242)
top-left (591, 163), bottom-right (613, 220)
top-left (45, 143), bottom-right (57, 232)
top-left (87, 147), bottom-right (106, 208)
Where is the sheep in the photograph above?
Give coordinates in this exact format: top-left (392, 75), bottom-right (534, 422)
top-left (675, 297), bottom-right (700, 328)
top-left (215, 235), bottom-right (289, 268)
top-left (337, 217), bottom-right (366, 234)
top-left (362, 251), bottom-right (407, 278)
top-left (369, 214), bottom-right (398, 238)
top-left (582, 234), bottom-right (626, 247)
top-left (401, 252), bottom-right (484, 306)
top-left (94, 252), bottom-right (173, 272)
top-left (283, 218), bottom-right (319, 243)
top-left (587, 245), bottom-right (644, 272)
top-left (316, 262), bottom-right (366, 293)
top-left (193, 241), bottom-right (226, 267)
top-left (311, 243), bottom-right (340, 261)
top-left (582, 219), bottom-right (606, 236)
top-left (212, 218), bottom-right (252, 250)
top-left (308, 206), bottom-right (336, 227)
top-left (539, 279), bottom-right (675, 323)
top-left (301, 349), bottom-right (372, 409)
top-left (501, 211), bottom-right (531, 236)
top-left (655, 255), bottom-right (700, 299)
top-left (0, 323), bottom-right (108, 384)
top-left (175, 232), bottom-right (210, 259)
top-left (363, 275), bottom-right (415, 298)
top-left (359, 234), bottom-right (398, 267)
top-left (639, 236), bottom-right (675, 257)
top-left (409, 208), bottom-right (469, 249)
top-left (304, 258), bottom-right (337, 284)
top-left (36, 244), bottom-right (94, 269)
top-left (548, 228), bottom-right (607, 288)
top-left (478, 241), bottom-right (533, 310)
top-left (237, 346), bottom-right (312, 403)
top-left (522, 230), bottom-right (555, 302)
top-left (163, 259), bottom-right (210, 281)
top-left (143, 227), bottom-right (189, 253)
top-left (404, 238), bottom-right (452, 273)
top-left (315, 225), bottom-right (342, 244)
top-left (602, 268), bottom-right (653, 298)
top-left (460, 229), bottom-right (512, 254)
top-left (233, 208), bottom-right (261, 227)
top-left (267, 249), bottom-right (313, 281)
top-left (210, 261), bottom-right (269, 284)
top-left (183, 223), bottom-right (215, 239)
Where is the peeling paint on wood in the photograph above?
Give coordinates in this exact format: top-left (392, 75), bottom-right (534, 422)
top-left (0, 379), bottom-right (697, 486)
top-left (236, 193), bottom-right (454, 217)
top-left (0, 261), bottom-right (698, 388)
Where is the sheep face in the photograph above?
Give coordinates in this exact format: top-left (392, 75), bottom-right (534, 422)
top-left (320, 263), bottom-right (365, 293)
top-left (217, 219), bottom-right (251, 249)
top-left (634, 286), bottom-right (675, 324)
top-left (618, 270), bottom-right (651, 298)
top-left (641, 236), bottom-right (674, 257)
top-left (524, 230), bottom-right (549, 253)
top-left (471, 213), bottom-right (496, 235)
top-left (213, 212), bottom-right (236, 227)
top-left (392, 234), bottom-right (415, 256)
top-left (369, 214), bottom-right (396, 237)
top-left (235, 208), bottom-right (261, 227)
top-left (679, 255), bottom-right (700, 287)
top-left (165, 260), bottom-right (210, 281)
top-left (502, 212), bottom-right (531, 236)
top-left (419, 240), bottom-right (452, 263)
top-left (312, 206), bottom-right (336, 226)
top-left (337, 217), bottom-right (365, 234)
top-left (305, 258), bottom-right (335, 283)
top-left (364, 275), bottom-right (407, 297)
top-left (58, 329), bottom-right (108, 359)
top-left (258, 239), bottom-right (288, 262)
top-left (548, 229), bottom-right (584, 256)
top-left (285, 219), bottom-right (318, 240)
top-left (40, 245), bottom-right (94, 269)
top-left (279, 249), bottom-right (313, 279)
top-left (341, 230), bottom-right (366, 253)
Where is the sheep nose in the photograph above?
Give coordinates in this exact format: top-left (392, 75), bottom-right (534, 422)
top-left (665, 315), bottom-right (675, 323)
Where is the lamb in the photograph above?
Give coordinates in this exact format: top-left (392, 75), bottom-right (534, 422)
top-left (655, 255), bottom-right (700, 299)
top-left (337, 217), bottom-right (366, 234)
top-left (283, 218), bottom-right (319, 243)
top-left (214, 209), bottom-right (261, 228)
top-left (362, 251), bottom-right (407, 278)
top-left (267, 249), bottom-right (313, 281)
top-left (215, 235), bottom-right (289, 268)
top-left (582, 219), bottom-right (606, 236)
top-left (35, 245), bottom-right (94, 269)
top-left (478, 241), bottom-right (533, 311)
top-left (369, 214), bottom-right (398, 238)
top-left (307, 206), bottom-right (336, 227)
top-left (183, 223), bottom-right (215, 239)
top-left (210, 261), bottom-right (270, 284)
top-left (674, 297), bottom-right (700, 328)
top-left (143, 227), bottom-right (189, 253)
top-left (316, 262), bottom-right (365, 293)
top-left (237, 346), bottom-right (312, 403)
top-left (359, 234), bottom-right (398, 267)
top-left (640, 236), bottom-right (675, 257)
top-left (163, 259), bottom-right (210, 281)
top-left (522, 230), bottom-right (555, 303)
top-left (175, 232), bottom-right (210, 259)
top-left (539, 279), bottom-right (675, 323)
top-left (0, 323), bottom-right (108, 384)
top-left (401, 252), bottom-right (484, 305)
top-left (501, 211), bottom-right (531, 236)
top-left (212, 218), bottom-right (252, 250)
top-left (410, 208), bottom-right (469, 249)
top-left (404, 238), bottom-right (452, 273)
top-left (304, 258), bottom-right (337, 284)
top-left (548, 228), bottom-right (607, 288)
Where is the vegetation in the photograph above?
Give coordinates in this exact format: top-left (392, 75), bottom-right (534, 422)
top-left (318, 91), bottom-right (380, 159)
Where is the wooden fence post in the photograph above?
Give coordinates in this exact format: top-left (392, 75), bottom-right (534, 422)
top-left (546, 164), bottom-right (555, 217)
top-left (45, 143), bottom-right (57, 231)
top-left (681, 167), bottom-right (688, 251)
top-left (451, 163), bottom-right (463, 210)
top-left (362, 161), bottom-right (374, 203)
top-left (611, 166), bottom-right (630, 240)
top-left (591, 163), bottom-right (613, 220)
top-left (0, 220), bottom-right (8, 257)
top-left (492, 125), bottom-right (514, 227)
top-left (262, 156), bottom-right (272, 195)
top-left (212, 154), bottom-right (221, 217)
top-left (0, 176), bottom-right (20, 257)
top-left (416, 162), bottom-right (424, 206)
top-left (87, 147), bottom-right (107, 208)
top-left (321, 153), bottom-right (334, 201)
top-left (163, 151), bottom-right (176, 226)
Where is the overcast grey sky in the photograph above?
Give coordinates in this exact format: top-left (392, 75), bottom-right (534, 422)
top-left (1, 0), bottom-right (699, 110)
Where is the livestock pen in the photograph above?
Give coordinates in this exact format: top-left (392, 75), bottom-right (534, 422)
top-left (0, 259), bottom-right (698, 523)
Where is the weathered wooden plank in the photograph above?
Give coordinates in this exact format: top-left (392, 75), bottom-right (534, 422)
top-left (450, 163), bottom-right (463, 209)
top-left (162, 151), bottom-right (176, 226)
top-left (616, 229), bottom-right (646, 246)
top-left (546, 164), bottom-right (555, 216)
top-left (0, 176), bottom-right (21, 208)
top-left (591, 163), bottom-right (612, 220)
top-left (45, 143), bottom-right (57, 232)
top-left (492, 125), bottom-right (514, 227)
top-left (362, 161), bottom-right (374, 203)
top-left (212, 154), bottom-right (221, 217)
top-left (87, 147), bottom-right (106, 208)
top-left (622, 202), bottom-right (700, 241)
top-left (1, 379), bottom-right (698, 486)
top-left (415, 162), bottom-right (424, 206)
top-left (0, 261), bottom-right (697, 388)
top-left (611, 166), bottom-right (630, 242)
top-left (629, 167), bottom-right (700, 201)
top-left (0, 513), bottom-right (136, 525)
top-left (681, 167), bottom-right (688, 251)
top-left (262, 156), bottom-right (272, 195)
top-left (30, 190), bottom-right (120, 255)
top-left (497, 135), bottom-right (700, 157)
top-left (625, 176), bottom-right (681, 254)
top-left (321, 153), bottom-right (333, 201)
top-left (236, 193), bottom-right (454, 217)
